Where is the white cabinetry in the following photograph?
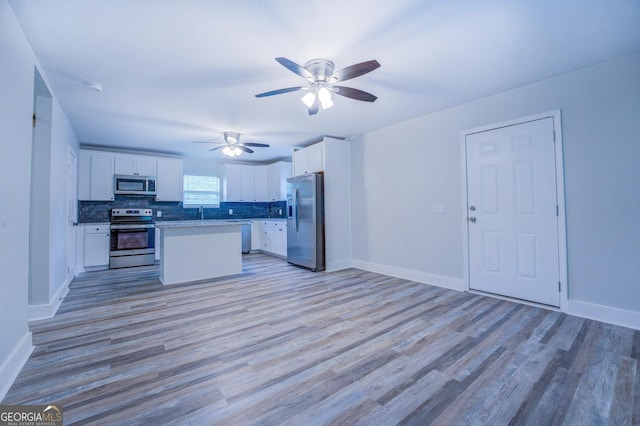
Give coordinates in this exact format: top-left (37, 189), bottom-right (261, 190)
top-left (223, 162), bottom-right (292, 202)
top-left (155, 227), bottom-right (161, 261)
top-left (222, 164), bottom-right (255, 202)
top-left (79, 150), bottom-right (183, 201)
top-left (253, 165), bottom-right (269, 202)
top-left (268, 161), bottom-right (292, 201)
top-left (83, 224), bottom-right (110, 268)
top-left (293, 142), bottom-right (324, 175)
top-left (115, 155), bottom-right (156, 176)
top-left (78, 150), bottom-right (115, 201)
top-left (253, 220), bottom-right (287, 257)
top-left (155, 158), bottom-right (183, 201)
top-left (250, 221), bottom-right (261, 251)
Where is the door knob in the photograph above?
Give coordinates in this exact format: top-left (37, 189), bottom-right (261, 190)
top-left (468, 216), bottom-right (477, 223)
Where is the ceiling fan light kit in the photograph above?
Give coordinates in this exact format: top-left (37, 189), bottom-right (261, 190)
top-left (222, 146), bottom-right (242, 158)
top-left (256, 57), bottom-right (380, 115)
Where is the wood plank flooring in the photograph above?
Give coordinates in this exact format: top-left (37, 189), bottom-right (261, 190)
top-left (3, 254), bottom-right (639, 425)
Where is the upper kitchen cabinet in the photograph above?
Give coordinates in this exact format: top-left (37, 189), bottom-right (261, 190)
top-left (293, 142), bottom-right (323, 176)
top-left (268, 161), bottom-right (292, 201)
top-left (222, 163), bottom-right (255, 202)
top-left (155, 158), bottom-right (183, 201)
top-left (254, 165), bottom-right (269, 202)
top-left (78, 150), bottom-right (115, 201)
top-left (114, 155), bottom-right (157, 177)
top-left (223, 162), bottom-right (292, 202)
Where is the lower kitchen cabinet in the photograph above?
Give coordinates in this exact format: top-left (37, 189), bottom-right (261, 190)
top-left (155, 227), bottom-right (161, 261)
top-left (250, 221), bottom-right (261, 251)
top-left (82, 224), bottom-right (110, 268)
top-left (259, 220), bottom-right (287, 257)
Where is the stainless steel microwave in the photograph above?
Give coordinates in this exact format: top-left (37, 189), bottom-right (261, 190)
top-left (114, 174), bottom-right (156, 195)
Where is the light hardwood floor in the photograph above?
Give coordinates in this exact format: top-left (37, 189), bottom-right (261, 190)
top-left (3, 254), bottom-right (639, 425)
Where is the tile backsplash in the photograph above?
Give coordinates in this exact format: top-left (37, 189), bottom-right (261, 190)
top-left (78, 195), bottom-right (287, 223)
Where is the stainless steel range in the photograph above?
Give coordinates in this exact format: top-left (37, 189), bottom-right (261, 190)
top-left (110, 208), bottom-right (155, 269)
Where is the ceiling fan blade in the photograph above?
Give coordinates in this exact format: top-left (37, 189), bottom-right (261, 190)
top-left (208, 146), bottom-right (224, 151)
top-left (333, 86), bottom-right (378, 102)
top-left (308, 95), bottom-right (320, 115)
top-left (275, 57), bottom-right (314, 80)
top-left (193, 140), bottom-right (221, 144)
top-left (329, 60), bottom-right (380, 83)
top-left (242, 142), bottom-right (270, 148)
top-left (255, 86), bottom-right (305, 98)
top-left (237, 146), bottom-right (254, 154)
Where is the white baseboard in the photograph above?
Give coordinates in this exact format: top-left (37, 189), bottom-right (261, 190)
top-left (0, 331), bottom-right (33, 401)
top-left (567, 300), bottom-right (640, 331)
top-left (350, 259), bottom-right (465, 291)
top-left (326, 259), bottom-right (352, 272)
top-left (28, 277), bottom-right (71, 322)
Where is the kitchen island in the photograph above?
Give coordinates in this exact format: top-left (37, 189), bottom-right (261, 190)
top-left (155, 220), bottom-right (248, 285)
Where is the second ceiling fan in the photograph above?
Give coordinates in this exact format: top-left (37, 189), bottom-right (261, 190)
top-left (193, 132), bottom-right (269, 158)
top-left (255, 57), bottom-right (380, 115)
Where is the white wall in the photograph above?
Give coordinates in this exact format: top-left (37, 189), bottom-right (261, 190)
top-left (48, 98), bottom-right (80, 305)
top-left (183, 157), bottom-right (222, 177)
top-left (351, 51), bottom-right (640, 321)
top-left (0, 1), bottom-right (79, 398)
top-left (0, 0), bottom-right (36, 398)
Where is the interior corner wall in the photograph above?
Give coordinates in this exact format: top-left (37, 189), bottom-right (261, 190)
top-left (0, 0), bottom-right (36, 397)
top-left (48, 98), bottom-right (80, 304)
top-left (350, 51), bottom-right (640, 315)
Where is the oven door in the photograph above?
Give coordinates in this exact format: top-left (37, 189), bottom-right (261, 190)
top-left (110, 224), bottom-right (155, 256)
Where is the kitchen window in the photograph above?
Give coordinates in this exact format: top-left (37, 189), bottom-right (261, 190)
top-left (183, 175), bottom-right (220, 207)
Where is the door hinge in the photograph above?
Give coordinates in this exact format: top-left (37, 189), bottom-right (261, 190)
top-left (556, 205), bottom-right (559, 216)
top-left (558, 281), bottom-right (561, 292)
top-left (32, 113), bottom-right (37, 127)
top-left (553, 131), bottom-right (556, 142)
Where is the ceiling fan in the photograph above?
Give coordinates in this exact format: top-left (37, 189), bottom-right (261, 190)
top-left (193, 132), bottom-right (269, 158)
top-left (255, 57), bottom-right (380, 115)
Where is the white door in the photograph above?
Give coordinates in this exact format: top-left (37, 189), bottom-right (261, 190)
top-left (465, 117), bottom-right (560, 306)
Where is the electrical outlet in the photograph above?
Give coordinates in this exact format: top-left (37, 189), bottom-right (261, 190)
top-left (279, 208), bottom-right (283, 215)
top-left (229, 209), bottom-right (233, 215)
top-left (156, 211), bottom-right (162, 217)
top-left (397, 243), bottom-right (404, 253)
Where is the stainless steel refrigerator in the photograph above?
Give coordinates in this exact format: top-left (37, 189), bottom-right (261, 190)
top-left (287, 172), bottom-right (325, 271)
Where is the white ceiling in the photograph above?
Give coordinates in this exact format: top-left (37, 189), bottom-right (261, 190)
top-left (10, 0), bottom-right (640, 163)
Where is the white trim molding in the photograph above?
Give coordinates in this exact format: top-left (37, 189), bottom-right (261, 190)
top-left (28, 277), bottom-right (71, 321)
top-left (568, 300), bottom-right (640, 331)
top-left (0, 332), bottom-right (33, 400)
top-left (326, 259), bottom-right (352, 272)
top-left (351, 259), bottom-right (465, 291)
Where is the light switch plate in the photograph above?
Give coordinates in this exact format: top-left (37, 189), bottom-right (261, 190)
top-left (433, 205), bottom-right (446, 214)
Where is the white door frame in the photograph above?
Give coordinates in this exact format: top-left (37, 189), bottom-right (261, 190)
top-left (460, 110), bottom-right (568, 311)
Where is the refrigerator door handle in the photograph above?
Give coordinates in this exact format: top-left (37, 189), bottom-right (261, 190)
top-left (294, 187), bottom-right (299, 232)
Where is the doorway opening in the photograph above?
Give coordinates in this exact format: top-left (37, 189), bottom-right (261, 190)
top-left (29, 68), bottom-right (53, 308)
